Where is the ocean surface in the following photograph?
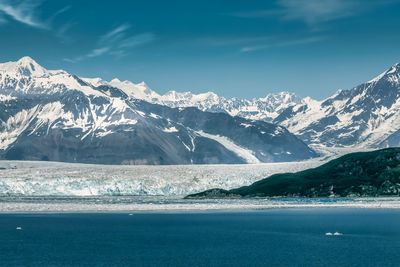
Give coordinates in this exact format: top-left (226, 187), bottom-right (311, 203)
top-left (1, 209), bottom-right (399, 267)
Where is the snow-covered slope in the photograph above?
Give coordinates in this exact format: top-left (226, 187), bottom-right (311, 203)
top-left (108, 78), bottom-right (161, 101)
top-left (7, 56), bottom-right (399, 151)
top-left (0, 57), bottom-right (316, 164)
top-left (159, 91), bottom-right (303, 122)
top-left (80, 60), bottom-right (400, 149)
top-left (82, 76), bottom-right (304, 122)
top-left (0, 57), bottom-right (104, 97)
top-left (274, 63), bottom-right (400, 147)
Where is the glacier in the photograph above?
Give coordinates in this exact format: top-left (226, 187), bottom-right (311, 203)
top-left (0, 160), bottom-right (322, 196)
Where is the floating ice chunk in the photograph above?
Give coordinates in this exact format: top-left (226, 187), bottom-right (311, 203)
top-left (325, 232), bottom-right (343, 236)
top-left (16, 226), bottom-right (22, 230)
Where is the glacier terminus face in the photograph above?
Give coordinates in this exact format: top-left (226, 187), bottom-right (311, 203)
top-left (0, 160), bottom-right (322, 197)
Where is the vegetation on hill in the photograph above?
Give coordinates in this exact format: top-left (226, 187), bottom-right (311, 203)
top-left (186, 148), bottom-right (400, 198)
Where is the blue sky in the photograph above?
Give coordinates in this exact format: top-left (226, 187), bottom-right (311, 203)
top-left (0, 0), bottom-right (399, 99)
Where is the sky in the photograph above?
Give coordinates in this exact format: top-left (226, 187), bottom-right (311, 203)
top-left (0, 0), bottom-right (399, 99)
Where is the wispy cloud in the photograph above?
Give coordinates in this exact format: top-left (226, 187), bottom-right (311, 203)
top-left (54, 21), bottom-right (76, 42)
top-left (230, 0), bottom-right (397, 26)
top-left (86, 47), bottom-right (110, 58)
top-left (0, 0), bottom-right (72, 35)
top-left (275, 0), bottom-right (358, 25)
top-left (226, 0), bottom-right (398, 53)
top-left (65, 24), bottom-right (155, 62)
top-left (240, 36), bottom-right (326, 52)
top-left (99, 24), bottom-right (130, 44)
top-left (48, 5), bottom-right (71, 22)
top-left (0, 0), bottom-right (47, 28)
top-left (192, 34), bottom-right (325, 53)
top-left (119, 33), bottom-right (155, 49)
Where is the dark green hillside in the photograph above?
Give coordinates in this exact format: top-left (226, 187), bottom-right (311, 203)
top-left (186, 148), bottom-right (400, 198)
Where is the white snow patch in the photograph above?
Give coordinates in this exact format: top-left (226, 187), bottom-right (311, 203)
top-left (196, 131), bottom-right (260, 163)
top-left (0, 106), bottom-right (39, 149)
top-left (163, 126), bottom-right (178, 133)
top-left (240, 123), bottom-right (252, 128)
top-left (149, 113), bottom-right (160, 119)
top-left (0, 94), bottom-right (16, 101)
top-left (136, 110), bottom-right (146, 117)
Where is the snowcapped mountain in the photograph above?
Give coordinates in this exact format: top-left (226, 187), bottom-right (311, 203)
top-left (0, 57), bottom-right (316, 164)
top-left (108, 78), bottom-right (161, 101)
top-left (82, 76), bottom-right (303, 122)
top-left (158, 90), bottom-right (303, 122)
top-left (274, 63), bottom-right (400, 148)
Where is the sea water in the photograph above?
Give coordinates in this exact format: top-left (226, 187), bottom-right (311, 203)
top-left (1, 209), bottom-right (399, 267)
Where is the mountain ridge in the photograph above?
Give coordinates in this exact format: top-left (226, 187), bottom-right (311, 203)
top-left (274, 62), bottom-right (400, 148)
top-left (80, 60), bottom-right (400, 149)
top-left (0, 57), bottom-right (316, 164)
top-left (81, 74), bottom-right (305, 122)
top-left (3, 56), bottom-right (400, 152)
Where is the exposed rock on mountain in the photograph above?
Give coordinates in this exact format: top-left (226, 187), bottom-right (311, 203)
top-left (274, 63), bottom-right (400, 148)
top-left (0, 57), bottom-right (316, 164)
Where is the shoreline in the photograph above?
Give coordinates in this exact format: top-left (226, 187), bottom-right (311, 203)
top-left (1, 197), bottom-right (400, 213)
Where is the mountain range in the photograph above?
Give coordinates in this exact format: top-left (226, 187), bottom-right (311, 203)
top-left (275, 63), bottom-right (400, 148)
top-left (82, 61), bottom-right (400, 149)
top-left (81, 77), bottom-right (303, 122)
top-left (0, 57), bottom-right (315, 164)
top-left (1, 56), bottom-right (399, 164)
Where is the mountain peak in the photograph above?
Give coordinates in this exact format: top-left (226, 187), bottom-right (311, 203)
top-left (110, 78), bottom-right (122, 83)
top-left (137, 81), bottom-right (149, 88)
top-left (17, 56), bottom-right (38, 65)
top-left (108, 78), bottom-right (160, 100)
top-left (110, 78), bottom-right (138, 86)
top-left (80, 77), bottom-right (108, 87)
top-left (16, 56), bottom-right (47, 77)
top-left (0, 56), bottom-right (47, 77)
top-left (368, 63), bottom-right (400, 84)
top-left (388, 62), bottom-right (400, 73)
